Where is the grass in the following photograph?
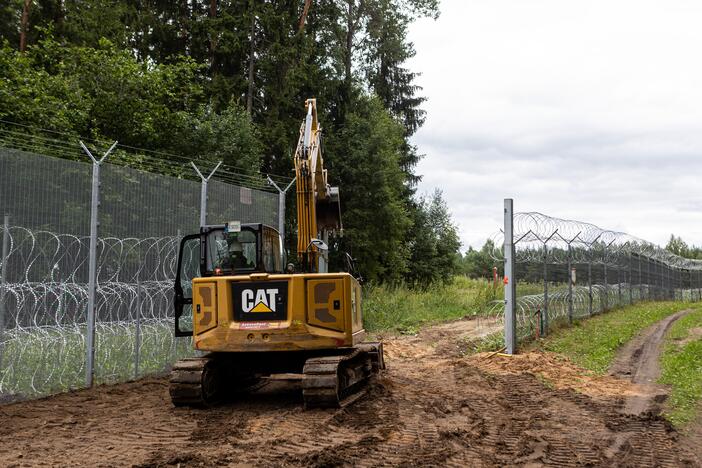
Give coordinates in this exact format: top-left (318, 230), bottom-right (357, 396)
top-left (538, 301), bottom-right (695, 374)
top-left (659, 308), bottom-right (702, 427)
top-left (362, 276), bottom-right (502, 334)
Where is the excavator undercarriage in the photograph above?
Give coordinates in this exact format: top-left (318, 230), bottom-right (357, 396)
top-left (169, 342), bottom-right (385, 408)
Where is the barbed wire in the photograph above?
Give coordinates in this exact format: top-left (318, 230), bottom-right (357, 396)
top-left (0, 226), bottom-right (201, 399)
top-left (490, 212), bottom-right (702, 269)
top-left (0, 121), bottom-right (294, 191)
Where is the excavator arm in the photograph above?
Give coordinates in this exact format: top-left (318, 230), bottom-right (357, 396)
top-left (295, 98), bottom-right (342, 272)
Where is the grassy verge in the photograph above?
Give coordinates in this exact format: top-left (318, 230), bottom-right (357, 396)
top-left (362, 276), bottom-right (501, 334)
top-left (537, 301), bottom-right (695, 374)
top-left (659, 308), bottom-right (702, 427)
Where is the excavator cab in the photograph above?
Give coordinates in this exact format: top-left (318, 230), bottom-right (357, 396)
top-left (174, 222), bottom-right (283, 336)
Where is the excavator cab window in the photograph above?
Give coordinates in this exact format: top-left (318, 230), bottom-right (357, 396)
top-left (199, 223), bottom-right (283, 276)
top-left (262, 226), bottom-right (283, 272)
top-left (174, 234), bottom-right (201, 337)
top-left (207, 228), bottom-right (258, 273)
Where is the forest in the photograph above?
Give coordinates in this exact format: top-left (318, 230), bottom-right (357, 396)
top-left (0, 0), bottom-right (463, 286)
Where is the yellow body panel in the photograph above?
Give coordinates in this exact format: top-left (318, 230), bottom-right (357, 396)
top-left (191, 272), bottom-right (365, 352)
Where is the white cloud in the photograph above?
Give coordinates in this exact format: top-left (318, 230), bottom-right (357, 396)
top-left (408, 0), bottom-right (702, 250)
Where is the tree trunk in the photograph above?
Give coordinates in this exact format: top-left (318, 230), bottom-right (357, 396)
top-left (298, 0), bottom-right (313, 33)
top-left (19, 0), bottom-right (32, 52)
top-left (179, 1), bottom-right (190, 55)
top-left (344, 0), bottom-right (354, 87)
top-left (246, 0), bottom-right (256, 115)
top-left (55, 0), bottom-right (65, 27)
top-left (209, 0), bottom-right (217, 69)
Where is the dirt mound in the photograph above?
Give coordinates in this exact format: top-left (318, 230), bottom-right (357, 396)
top-left (473, 350), bottom-right (640, 400)
top-left (0, 315), bottom-right (699, 467)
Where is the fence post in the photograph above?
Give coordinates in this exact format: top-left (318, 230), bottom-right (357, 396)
top-left (588, 250), bottom-right (593, 316)
top-left (0, 214), bottom-right (9, 368)
top-left (542, 243), bottom-right (549, 333)
top-left (134, 277), bottom-right (142, 379)
top-left (191, 161), bottom-right (223, 228)
top-left (503, 199), bottom-right (517, 355)
top-left (267, 176), bottom-right (296, 247)
top-left (603, 260), bottom-right (608, 312)
top-left (629, 250), bottom-right (634, 305)
top-left (639, 255), bottom-right (643, 301)
top-left (617, 259), bottom-right (622, 307)
top-left (567, 243), bottom-right (573, 324)
top-left (646, 257), bottom-right (651, 300)
top-left (80, 140), bottom-right (117, 388)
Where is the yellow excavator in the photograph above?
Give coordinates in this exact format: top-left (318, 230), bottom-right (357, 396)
top-left (170, 99), bottom-right (384, 408)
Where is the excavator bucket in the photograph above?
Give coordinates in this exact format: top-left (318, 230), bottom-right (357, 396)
top-left (316, 186), bottom-right (342, 234)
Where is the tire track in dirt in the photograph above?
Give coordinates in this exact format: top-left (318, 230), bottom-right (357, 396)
top-left (607, 308), bottom-right (702, 466)
top-left (610, 308), bottom-right (692, 415)
top-left (0, 315), bottom-right (699, 467)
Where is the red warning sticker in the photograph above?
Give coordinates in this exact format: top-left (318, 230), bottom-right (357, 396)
top-left (503, 276), bottom-right (509, 285)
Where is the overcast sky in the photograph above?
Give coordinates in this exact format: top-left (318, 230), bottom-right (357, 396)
top-left (408, 0), bottom-right (702, 250)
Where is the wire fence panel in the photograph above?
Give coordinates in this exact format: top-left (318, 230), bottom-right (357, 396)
top-left (492, 204), bottom-right (702, 351)
top-left (0, 144), bottom-right (280, 401)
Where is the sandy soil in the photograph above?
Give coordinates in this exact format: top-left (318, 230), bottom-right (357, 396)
top-left (0, 315), bottom-right (699, 467)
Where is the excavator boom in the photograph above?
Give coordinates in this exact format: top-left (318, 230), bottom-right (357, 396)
top-left (294, 98), bottom-right (342, 272)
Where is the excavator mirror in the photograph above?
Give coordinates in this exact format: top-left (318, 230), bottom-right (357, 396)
top-left (309, 238), bottom-right (328, 251)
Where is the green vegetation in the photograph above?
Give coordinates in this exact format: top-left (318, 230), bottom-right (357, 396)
top-left (0, 1), bottom-right (463, 288)
top-left (363, 276), bottom-right (500, 334)
top-left (539, 301), bottom-right (692, 374)
top-left (666, 234), bottom-right (702, 259)
top-left (659, 308), bottom-right (702, 426)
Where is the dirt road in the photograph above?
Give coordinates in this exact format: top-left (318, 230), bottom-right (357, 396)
top-left (0, 316), bottom-right (699, 467)
top-left (610, 309), bottom-right (692, 415)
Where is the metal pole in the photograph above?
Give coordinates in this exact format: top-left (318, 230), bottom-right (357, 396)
top-left (0, 214), bottom-right (9, 369)
top-left (191, 161), bottom-right (222, 228)
top-left (602, 240), bottom-right (615, 312)
top-left (638, 254), bottom-right (643, 301)
top-left (267, 176), bottom-right (296, 246)
top-left (504, 199), bottom-right (517, 355)
top-left (617, 263), bottom-right (622, 307)
top-left (80, 140), bottom-right (117, 388)
top-left (567, 243), bottom-right (573, 324)
top-left (134, 277), bottom-right (142, 379)
top-left (646, 257), bottom-right (651, 300)
top-left (543, 243), bottom-right (549, 334)
top-left (588, 250), bottom-right (593, 316)
top-left (603, 260), bottom-right (608, 312)
top-left (629, 251), bottom-right (634, 305)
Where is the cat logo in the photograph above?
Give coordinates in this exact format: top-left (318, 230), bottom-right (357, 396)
top-left (232, 281), bottom-right (288, 322)
top-left (242, 288), bottom-right (278, 313)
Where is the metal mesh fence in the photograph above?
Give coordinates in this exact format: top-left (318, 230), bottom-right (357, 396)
top-left (0, 144), bottom-right (279, 401)
top-left (489, 205), bottom-right (702, 351)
